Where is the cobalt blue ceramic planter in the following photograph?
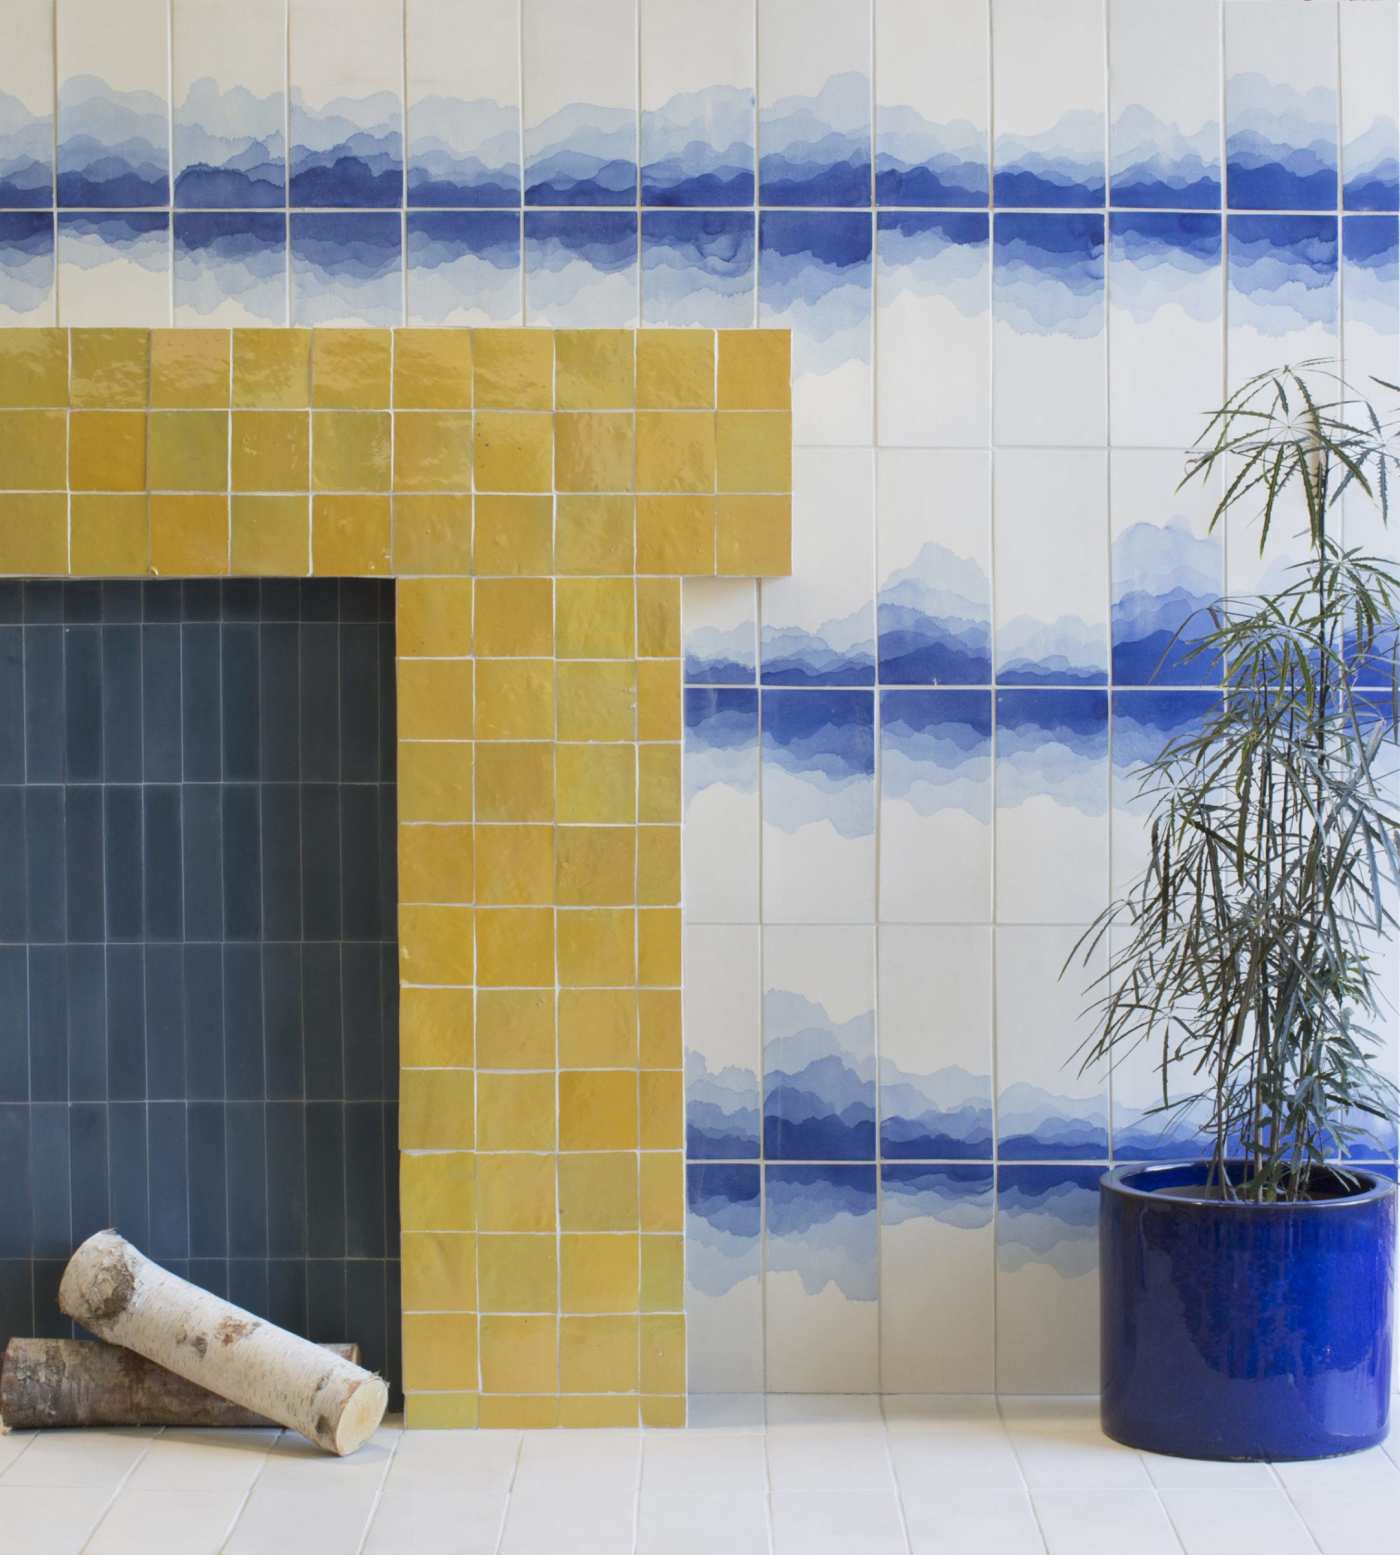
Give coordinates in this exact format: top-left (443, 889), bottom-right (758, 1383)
top-left (1100, 1162), bottom-right (1396, 1460)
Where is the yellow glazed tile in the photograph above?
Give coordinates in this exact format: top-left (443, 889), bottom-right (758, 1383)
top-left (561, 1235), bottom-right (639, 1315)
top-left (637, 826), bottom-right (681, 906)
top-left (637, 660), bottom-right (681, 741)
top-left (640, 1153), bottom-right (683, 1232)
top-left (560, 1397), bottom-right (638, 1428)
top-left (638, 744), bottom-right (681, 823)
top-left (639, 908), bottom-right (681, 988)
top-left (641, 1395), bottom-right (686, 1428)
top-left (474, 659), bottom-right (553, 741)
top-left (473, 412), bottom-right (553, 492)
top-left (718, 493), bottom-right (791, 576)
top-left (478, 1236), bottom-right (557, 1313)
top-left (560, 1316), bottom-right (638, 1394)
top-left (398, 903), bottom-right (474, 985)
top-left (559, 989), bottom-right (637, 1069)
top-left (70, 494), bottom-right (148, 577)
top-left (312, 411), bottom-right (390, 491)
top-left (477, 1072), bottom-right (556, 1152)
top-left (476, 907), bottom-right (555, 987)
top-left (559, 1153), bottom-right (637, 1231)
top-left (556, 662), bottom-right (635, 743)
top-left (397, 658), bottom-right (473, 741)
top-left (555, 330), bottom-right (634, 409)
top-left (313, 494), bottom-right (391, 575)
top-left (555, 413), bottom-right (634, 493)
top-left (403, 1232), bottom-right (476, 1312)
top-left (477, 1153), bottom-right (556, 1232)
top-left (641, 1314), bottom-right (685, 1395)
top-left (473, 494), bottom-right (553, 576)
top-left (394, 329), bottom-right (473, 409)
top-left (399, 1069), bottom-right (473, 1151)
top-left (473, 329), bottom-right (553, 409)
top-left (636, 495), bottom-right (715, 575)
top-left (398, 741), bottom-right (473, 823)
top-left (718, 329), bottom-right (790, 409)
top-left (556, 828), bottom-right (635, 908)
top-left (397, 577), bottom-right (473, 656)
top-left (405, 1395), bottom-right (479, 1430)
top-left (640, 1070), bottom-right (683, 1150)
top-left (399, 824), bottom-right (473, 904)
top-left (395, 411), bottom-right (473, 492)
top-left (70, 329), bottom-right (148, 408)
top-left (716, 411), bottom-right (792, 492)
top-left (0, 494), bottom-right (67, 575)
top-left (476, 990), bottom-right (555, 1070)
top-left (70, 412), bottom-right (146, 492)
top-left (560, 1070), bottom-right (638, 1151)
top-left (402, 1314), bottom-right (477, 1391)
top-left (475, 577), bottom-right (552, 657)
top-left (639, 989), bottom-right (682, 1070)
top-left (479, 1316), bottom-right (557, 1393)
top-left (636, 578), bottom-right (681, 658)
top-left (476, 743), bottom-right (554, 822)
top-left (312, 328), bottom-right (391, 408)
top-left (0, 410), bottom-right (67, 489)
top-left (394, 494), bottom-right (472, 574)
top-left (148, 411), bottom-right (227, 491)
top-left (637, 330), bottom-right (714, 409)
top-left (556, 744), bottom-right (635, 825)
top-left (230, 494), bottom-right (309, 576)
top-left (0, 329), bottom-right (68, 407)
top-left (231, 411), bottom-right (309, 491)
top-left (400, 1151), bottom-right (476, 1233)
top-left (479, 1395), bottom-right (559, 1428)
top-left (400, 986), bottom-right (474, 1068)
top-left (640, 1235), bottom-right (684, 1312)
top-left (554, 577), bottom-right (634, 659)
top-left (149, 494), bottom-right (228, 576)
top-left (233, 329), bottom-right (311, 408)
top-left (149, 330), bottom-right (230, 408)
top-left (475, 826), bottom-right (554, 907)
top-left (636, 412), bottom-right (715, 494)
top-left (555, 494), bottom-right (633, 575)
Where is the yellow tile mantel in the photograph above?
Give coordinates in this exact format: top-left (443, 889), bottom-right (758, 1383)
top-left (0, 324), bottom-right (792, 1429)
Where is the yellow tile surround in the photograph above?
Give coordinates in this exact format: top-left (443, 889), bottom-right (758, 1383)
top-left (0, 325), bottom-right (791, 1430)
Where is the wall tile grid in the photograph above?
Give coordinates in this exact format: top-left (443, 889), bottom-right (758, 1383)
top-left (0, 0), bottom-right (1396, 1404)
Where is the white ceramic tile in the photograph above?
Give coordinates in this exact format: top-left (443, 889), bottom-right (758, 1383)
top-left (173, 212), bottom-right (287, 326)
top-left (362, 1489), bottom-right (507, 1555)
top-left (1031, 1487), bottom-right (1179, 1555)
top-left (641, 210), bottom-right (757, 328)
top-left (637, 1491), bottom-right (770, 1555)
top-left (902, 1487), bottom-right (1044, 1555)
top-left (256, 1425), bottom-right (398, 1490)
top-left (684, 923), bottom-right (762, 1163)
top-left (1343, 215), bottom-right (1400, 398)
top-left (999, 1399), bottom-right (1148, 1490)
top-left (683, 1394), bottom-right (767, 1431)
top-left (882, 1394), bottom-right (1000, 1429)
top-left (1341, 1), bottom-right (1400, 214)
top-left (1, 1428), bottom-right (159, 1489)
top-left (685, 576), bottom-right (758, 686)
top-left (0, 1430), bottom-right (37, 1476)
top-left (0, 1485), bottom-right (114, 1555)
top-left (1227, 214), bottom-right (1338, 391)
top-left (0, 0), bottom-right (54, 211)
top-left (58, 214), bottom-right (171, 327)
top-left (1271, 1446), bottom-right (1400, 1494)
top-left (382, 1430), bottom-right (521, 1494)
top-left (498, 1487), bottom-right (637, 1555)
top-left (84, 1489), bottom-right (247, 1555)
top-left (770, 1491), bottom-right (909, 1555)
top-left (1137, 1453), bottom-right (1277, 1491)
top-left (890, 1422), bottom-right (1025, 1493)
top-left (767, 1435), bottom-right (897, 1494)
top-left (767, 1394), bottom-right (885, 1429)
top-left (224, 1483), bottom-right (383, 1555)
top-left (686, 1161), bottom-right (765, 1394)
top-left (512, 1431), bottom-right (642, 1495)
top-left (407, 212), bottom-right (522, 326)
top-left (124, 1428), bottom-right (277, 1492)
top-left (524, 212), bottom-right (638, 327)
top-left (684, 690), bottom-right (760, 923)
top-left (642, 1433), bottom-right (768, 1493)
top-left (0, 212), bottom-right (55, 325)
top-left (1290, 1487), bottom-right (1400, 1555)
top-left (1159, 1486), bottom-right (1315, 1555)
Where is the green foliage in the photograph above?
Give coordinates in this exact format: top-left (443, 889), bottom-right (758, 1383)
top-left (1071, 363), bottom-right (1400, 1201)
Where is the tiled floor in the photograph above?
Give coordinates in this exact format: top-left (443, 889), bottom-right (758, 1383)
top-left (1, 1396), bottom-right (1397, 1554)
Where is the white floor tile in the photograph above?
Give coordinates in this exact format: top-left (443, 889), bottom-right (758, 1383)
top-left (683, 1395), bottom-right (766, 1432)
top-left (884, 1396), bottom-right (1002, 1430)
top-left (1158, 1487), bottom-right (1315, 1555)
top-left (1002, 1408), bottom-right (1150, 1489)
top-left (891, 1422), bottom-right (1025, 1491)
top-left (1138, 1452), bottom-right (1277, 1490)
top-left (902, 1486), bottom-right (1045, 1555)
top-left (1271, 1446), bottom-right (1400, 1493)
top-left (82, 1488), bottom-right (246, 1555)
top-left (1, 1429), bottom-right (159, 1489)
top-left (768, 1395), bottom-right (886, 1430)
top-left (123, 1428), bottom-right (278, 1492)
top-left (384, 1429), bottom-right (522, 1494)
top-left (1288, 1488), bottom-right (1400, 1555)
top-left (771, 1491), bottom-right (911, 1555)
top-left (636, 1491), bottom-right (770, 1555)
top-left (1031, 1488), bottom-right (1182, 1555)
top-left (497, 1488), bottom-right (636, 1555)
top-left (642, 1432), bottom-right (767, 1493)
top-left (0, 1485), bottom-right (114, 1555)
top-left (512, 1431), bottom-right (642, 1497)
top-left (0, 1431), bottom-right (38, 1476)
top-left (255, 1426), bottom-right (397, 1490)
top-left (362, 1489), bottom-right (507, 1555)
top-left (767, 1430), bottom-right (897, 1493)
top-left (224, 1484), bottom-right (383, 1555)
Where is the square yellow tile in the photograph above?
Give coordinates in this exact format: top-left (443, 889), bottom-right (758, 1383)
top-left (562, 1235), bottom-right (639, 1314)
top-left (556, 662), bottom-right (635, 743)
top-left (394, 494), bottom-right (472, 574)
top-left (556, 743), bottom-right (635, 824)
top-left (639, 907), bottom-right (681, 988)
top-left (397, 658), bottom-right (473, 741)
top-left (397, 577), bottom-right (473, 656)
top-left (477, 1071), bottom-right (556, 1152)
top-left (398, 823), bottom-right (473, 904)
top-left (0, 329), bottom-right (68, 408)
top-left (473, 494), bottom-right (553, 576)
top-left (70, 494), bottom-right (148, 577)
top-left (70, 329), bottom-right (148, 408)
top-left (406, 1395), bottom-right (479, 1430)
top-left (637, 826), bottom-right (680, 906)
top-left (148, 411), bottom-right (227, 491)
top-left (637, 660), bottom-right (680, 741)
top-left (637, 331), bottom-right (715, 409)
top-left (399, 903), bottom-right (474, 985)
top-left (400, 1150), bottom-right (475, 1232)
top-left (636, 577), bottom-right (681, 658)
top-left (70, 412), bottom-right (146, 492)
top-left (402, 1314), bottom-right (477, 1391)
top-left (479, 1315), bottom-right (557, 1393)
top-left (476, 906), bottom-right (555, 987)
top-left (400, 986), bottom-right (474, 1068)
top-left (398, 741), bottom-right (472, 823)
top-left (560, 1070), bottom-right (638, 1151)
top-left (555, 494), bottom-right (633, 575)
top-left (559, 1153), bottom-right (638, 1231)
top-left (474, 659), bottom-right (553, 741)
top-left (0, 410), bottom-right (67, 489)
top-left (400, 1069), bottom-right (473, 1151)
top-left (560, 1316), bottom-right (638, 1394)
top-left (312, 328), bottom-right (391, 408)
top-left (149, 494), bottom-right (228, 575)
top-left (716, 411), bottom-right (791, 492)
top-left (559, 989), bottom-right (637, 1069)
top-left (561, 1396), bottom-right (638, 1428)
top-left (636, 495), bottom-right (715, 575)
top-left (639, 989), bottom-right (682, 1069)
top-left (556, 330), bottom-right (634, 409)
top-left (230, 494), bottom-right (310, 576)
top-left (638, 744), bottom-right (681, 823)
top-left (394, 329), bottom-right (472, 409)
top-left (641, 1313), bottom-right (685, 1395)
top-left (477, 990), bottom-right (555, 1070)
top-left (475, 577), bottom-right (552, 657)
top-left (312, 411), bottom-right (390, 491)
top-left (0, 494), bottom-right (67, 575)
top-left (641, 1395), bottom-right (686, 1428)
top-left (149, 330), bottom-right (230, 408)
top-left (640, 1153), bottom-right (683, 1232)
top-left (233, 329), bottom-right (311, 408)
top-left (478, 1235), bottom-right (557, 1313)
top-left (474, 412), bottom-right (553, 492)
top-left (636, 412), bottom-right (715, 494)
top-left (474, 825), bottom-right (554, 906)
top-left (555, 413), bottom-right (634, 493)
top-left (477, 1152), bottom-right (556, 1232)
top-left (556, 828), bottom-right (635, 908)
top-left (403, 1232), bottom-right (476, 1311)
top-left (554, 576), bottom-right (634, 659)
top-left (479, 1395), bottom-right (559, 1428)
top-left (717, 492), bottom-right (791, 576)
top-left (473, 329), bottom-right (553, 409)
top-left (718, 329), bottom-right (790, 409)
top-left (395, 411), bottom-right (473, 492)
top-left (640, 1235), bottom-right (684, 1312)
top-left (312, 494), bottom-right (391, 575)
top-left (231, 411), bottom-right (309, 491)
top-left (476, 742), bottom-right (554, 822)
top-left (640, 1070), bottom-right (683, 1150)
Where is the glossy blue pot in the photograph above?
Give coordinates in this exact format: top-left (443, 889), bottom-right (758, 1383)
top-left (1100, 1162), bottom-right (1395, 1460)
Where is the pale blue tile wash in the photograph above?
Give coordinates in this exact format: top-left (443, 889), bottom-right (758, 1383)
top-left (174, 213), bottom-right (286, 324)
top-left (642, 212), bottom-right (755, 328)
top-left (406, 212), bottom-right (521, 326)
top-left (58, 78), bottom-right (169, 208)
top-left (0, 214), bottom-right (54, 322)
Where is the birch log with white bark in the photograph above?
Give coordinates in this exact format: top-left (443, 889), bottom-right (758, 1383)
top-left (58, 1231), bottom-right (387, 1455)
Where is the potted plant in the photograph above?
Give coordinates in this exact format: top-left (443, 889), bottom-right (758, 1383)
top-left (1073, 362), bottom-right (1400, 1460)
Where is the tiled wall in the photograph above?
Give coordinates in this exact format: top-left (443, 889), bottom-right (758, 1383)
top-left (0, 576), bottom-right (400, 1390)
top-left (1, 0), bottom-right (1397, 1401)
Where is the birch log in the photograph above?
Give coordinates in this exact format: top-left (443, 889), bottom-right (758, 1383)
top-left (1, 1339), bottom-right (361, 1430)
top-left (59, 1231), bottom-right (388, 1455)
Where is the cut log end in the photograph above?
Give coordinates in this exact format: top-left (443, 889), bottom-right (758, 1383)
top-left (333, 1377), bottom-right (390, 1457)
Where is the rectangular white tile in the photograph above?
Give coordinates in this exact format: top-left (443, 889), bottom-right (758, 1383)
top-left (524, 211), bottom-right (638, 327)
top-left (642, 1435), bottom-right (768, 1494)
top-left (498, 1489), bottom-right (637, 1555)
top-left (685, 924), bottom-right (762, 1160)
top-left (1, 1428), bottom-right (158, 1489)
top-left (1342, 0), bottom-right (1399, 213)
top-left (0, 214), bottom-right (55, 325)
top-left (1227, 214), bottom-right (1338, 390)
top-left (174, 213), bottom-right (287, 327)
top-left (0, 1486), bottom-right (116, 1555)
top-left (684, 690), bottom-right (760, 923)
top-left (1343, 215), bottom-right (1400, 399)
top-left (770, 1492), bottom-right (907, 1555)
top-left (903, 1487), bottom-right (1044, 1555)
top-left (225, 1484), bottom-right (383, 1555)
top-left (407, 212), bottom-right (522, 326)
top-left (1031, 1487), bottom-right (1179, 1555)
top-left (383, 1430), bottom-right (521, 1495)
top-left (0, 0), bottom-right (54, 210)
top-left (685, 577), bottom-right (757, 686)
top-left (686, 1161), bottom-right (764, 1393)
top-left (637, 1491), bottom-right (770, 1555)
top-left (1000, 1399), bottom-right (1148, 1489)
top-left (1289, 1487), bottom-right (1400, 1555)
top-left (642, 211), bottom-right (756, 328)
top-left (85, 1489), bottom-right (246, 1555)
top-left (290, 212), bottom-right (402, 327)
top-left (1159, 1486), bottom-right (1315, 1555)
top-left (125, 1429), bottom-right (277, 1492)
top-left (889, 1413), bottom-right (1024, 1492)
top-left (766, 1436), bottom-right (895, 1495)
top-left (362, 1490), bottom-right (506, 1555)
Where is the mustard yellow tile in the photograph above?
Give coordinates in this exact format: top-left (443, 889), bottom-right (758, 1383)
top-left (556, 743), bottom-right (635, 824)
top-left (476, 742), bottom-right (554, 822)
top-left (477, 990), bottom-right (555, 1071)
top-left (637, 660), bottom-right (680, 741)
top-left (311, 411), bottom-right (390, 491)
top-left (400, 1150), bottom-right (475, 1232)
top-left (559, 989), bottom-right (637, 1070)
top-left (394, 494), bottom-right (472, 575)
top-left (231, 411), bottom-right (309, 491)
top-left (640, 1070), bottom-right (683, 1151)
top-left (148, 411), bottom-right (227, 491)
top-left (556, 828), bottom-right (635, 908)
top-left (397, 658), bottom-right (473, 741)
top-left (636, 494), bottom-right (715, 575)
top-left (399, 903), bottom-right (474, 985)
top-left (233, 329), bottom-right (311, 409)
top-left (473, 494), bottom-right (553, 575)
top-left (639, 989), bottom-right (682, 1070)
top-left (400, 1068), bottom-right (473, 1151)
top-left (230, 494), bottom-right (309, 576)
top-left (636, 577), bottom-right (681, 658)
top-left (70, 411), bottom-right (146, 492)
top-left (555, 329), bottom-right (634, 409)
top-left (149, 330), bottom-right (229, 408)
top-left (639, 908), bottom-right (681, 989)
top-left (0, 410), bottom-right (67, 489)
top-left (477, 1071), bottom-right (556, 1151)
top-left (555, 662), bottom-right (634, 744)
top-left (473, 329), bottom-right (553, 409)
top-left (717, 493), bottom-right (791, 576)
top-left (637, 826), bottom-right (680, 907)
top-left (716, 411), bottom-right (791, 492)
top-left (405, 1394), bottom-right (479, 1429)
top-left (70, 494), bottom-right (148, 577)
top-left (559, 1153), bottom-right (638, 1232)
top-left (403, 1232), bottom-right (476, 1312)
top-left (478, 1235), bottom-right (556, 1313)
top-left (475, 825), bottom-right (554, 907)
top-left (312, 328), bottom-right (391, 408)
top-left (640, 1235), bottom-right (684, 1312)
top-left (398, 823), bottom-right (473, 904)
top-left (560, 1316), bottom-right (638, 1394)
top-left (70, 329), bottom-right (148, 408)
top-left (560, 1396), bottom-right (639, 1428)
top-left (640, 1153), bottom-right (683, 1232)
top-left (555, 576), bottom-right (636, 660)
top-left (475, 577), bottom-right (552, 656)
top-left (641, 1313), bottom-right (685, 1394)
top-left (638, 744), bottom-right (681, 823)
top-left (718, 328), bottom-right (789, 409)
top-left (473, 412), bottom-right (552, 492)
top-left (641, 1394), bottom-right (686, 1428)
top-left (480, 1395), bottom-right (559, 1428)
top-left (397, 576), bottom-right (473, 655)
top-left (562, 1234), bottom-right (639, 1315)
top-left (479, 1316), bottom-right (557, 1393)
top-left (474, 658), bottom-right (553, 741)
top-left (312, 494), bottom-right (391, 576)
top-left (398, 741), bottom-right (472, 823)
top-left (402, 1313), bottom-right (477, 1391)
top-left (637, 330), bottom-right (714, 409)
top-left (395, 411), bottom-right (473, 492)
top-left (477, 1152), bottom-right (556, 1232)
top-left (394, 329), bottom-right (473, 409)
top-left (555, 413), bottom-right (634, 493)
top-left (555, 493), bottom-right (633, 575)
top-left (149, 494), bottom-right (228, 576)
top-left (560, 1070), bottom-right (637, 1152)
top-left (0, 330), bottom-right (68, 408)
top-left (400, 986), bottom-right (474, 1068)
top-left (0, 494), bottom-right (67, 575)
top-left (476, 906), bottom-right (555, 987)
top-left (636, 412), bottom-right (715, 494)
